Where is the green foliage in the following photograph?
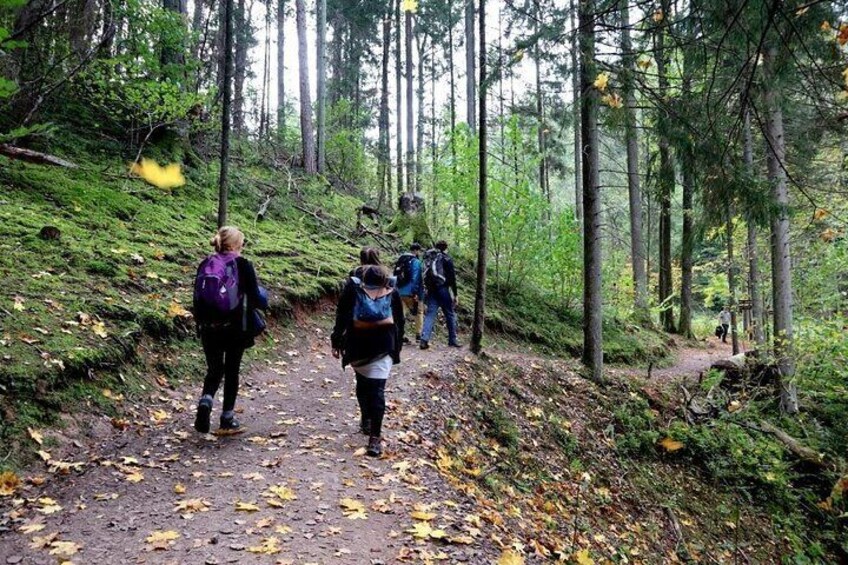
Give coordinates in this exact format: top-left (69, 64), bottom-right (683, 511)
top-left (325, 100), bottom-right (374, 192)
top-left (612, 395), bottom-right (661, 455)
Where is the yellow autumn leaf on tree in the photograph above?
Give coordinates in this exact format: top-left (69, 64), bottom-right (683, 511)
top-left (659, 437), bottom-right (684, 452)
top-left (601, 92), bottom-right (624, 108)
top-left (593, 73), bottom-right (609, 92)
top-left (821, 20), bottom-right (831, 32)
top-left (652, 8), bottom-right (664, 22)
top-left (839, 23), bottom-right (848, 46)
top-left (401, 0), bottom-right (417, 12)
top-left (0, 471), bottom-right (21, 496)
top-left (637, 56), bottom-right (653, 70)
top-left (497, 549), bottom-right (525, 565)
top-left (129, 158), bottom-right (186, 189)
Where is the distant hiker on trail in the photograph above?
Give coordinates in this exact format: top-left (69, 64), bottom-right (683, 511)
top-left (394, 242), bottom-right (424, 343)
top-left (719, 307), bottom-right (731, 343)
top-left (331, 253), bottom-right (405, 457)
top-left (192, 226), bottom-right (268, 434)
top-left (419, 240), bottom-right (460, 350)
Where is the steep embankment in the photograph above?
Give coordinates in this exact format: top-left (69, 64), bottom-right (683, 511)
top-left (0, 152), bottom-right (358, 458)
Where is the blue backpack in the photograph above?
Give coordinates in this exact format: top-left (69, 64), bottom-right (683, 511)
top-left (351, 276), bottom-right (394, 329)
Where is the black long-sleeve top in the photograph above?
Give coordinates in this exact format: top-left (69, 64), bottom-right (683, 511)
top-left (442, 254), bottom-right (457, 297)
top-left (330, 276), bottom-right (405, 369)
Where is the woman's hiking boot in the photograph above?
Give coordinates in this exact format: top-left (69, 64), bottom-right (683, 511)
top-left (360, 417), bottom-right (371, 435)
top-left (366, 436), bottom-right (382, 458)
top-left (448, 341), bottom-right (463, 348)
top-left (419, 340), bottom-right (429, 350)
top-left (194, 397), bottom-right (212, 434)
top-left (219, 415), bottom-right (241, 431)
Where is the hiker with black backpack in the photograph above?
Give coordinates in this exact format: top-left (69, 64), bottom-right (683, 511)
top-left (419, 240), bottom-right (460, 350)
top-left (331, 253), bottom-right (405, 457)
top-left (394, 242), bottom-right (424, 343)
top-left (192, 226), bottom-right (268, 434)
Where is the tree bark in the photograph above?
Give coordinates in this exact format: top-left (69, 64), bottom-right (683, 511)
top-left (655, 0), bottom-right (675, 333)
top-left (161, 0), bottom-right (187, 80)
top-left (395, 0), bottom-right (404, 196)
top-left (533, 0), bottom-right (547, 206)
top-left (743, 109), bottom-right (765, 346)
top-left (470, 0), bottom-right (487, 355)
top-left (464, 0), bottom-right (476, 133)
top-left (232, 0), bottom-right (248, 136)
top-left (405, 7), bottom-right (415, 193)
top-left (415, 34), bottom-right (427, 193)
top-left (377, 7), bottom-right (392, 209)
top-left (295, 0), bottom-right (316, 174)
top-left (315, 0), bottom-right (327, 172)
top-left (218, 0), bottom-right (235, 227)
top-left (276, 0), bottom-right (285, 135)
top-left (726, 206), bottom-right (740, 354)
top-left (570, 0), bottom-right (582, 224)
top-left (620, 0), bottom-right (648, 321)
top-left (762, 44), bottom-right (796, 414)
top-left (580, 0), bottom-right (603, 383)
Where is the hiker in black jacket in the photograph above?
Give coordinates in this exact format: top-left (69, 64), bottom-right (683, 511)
top-left (193, 226), bottom-right (268, 434)
top-left (331, 252), bottom-right (405, 457)
top-left (419, 240), bottom-right (460, 349)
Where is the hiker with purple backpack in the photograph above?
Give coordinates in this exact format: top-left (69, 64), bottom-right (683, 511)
top-left (192, 226), bottom-right (268, 433)
top-left (331, 248), bottom-right (405, 457)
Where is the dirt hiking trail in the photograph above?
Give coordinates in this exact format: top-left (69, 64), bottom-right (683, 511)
top-left (0, 315), bottom-right (726, 564)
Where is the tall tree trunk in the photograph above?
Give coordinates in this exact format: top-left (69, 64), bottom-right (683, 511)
top-left (276, 0), bottom-right (285, 136)
top-left (315, 0), bottom-right (327, 172)
top-left (579, 0), bottom-right (603, 383)
top-left (762, 44), bottom-right (796, 414)
top-left (464, 0), bottom-right (475, 133)
top-left (470, 0), bottom-right (487, 355)
top-left (395, 0), bottom-right (404, 197)
top-left (743, 108), bottom-right (765, 346)
top-left (415, 34), bottom-right (427, 193)
top-left (570, 0), bottom-right (582, 223)
top-left (193, 0), bottom-right (206, 58)
top-left (161, 0), bottom-right (186, 80)
top-left (295, 0), bottom-right (316, 173)
top-left (232, 0), bottom-right (248, 136)
top-left (218, 0), bottom-right (234, 227)
top-left (655, 0), bottom-right (675, 333)
top-left (377, 7), bottom-right (392, 209)
top-left (533, 0), bottom-right (547, 205)
top-left (678, 76), bottom-right (694, 338)
top-left (448, 11), bottom-right (457, 169)
top-left (726, 206), bottom-right (740, 354)
top-left (404, 7), bottom-right (414, 193)
top-left (620, 0), bottom-right (648, 321)
top-left (258, 10), bottom-right (271, 139)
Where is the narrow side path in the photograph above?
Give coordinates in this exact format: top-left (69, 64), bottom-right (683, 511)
top-left (0, 317), bottom-right (493, 564)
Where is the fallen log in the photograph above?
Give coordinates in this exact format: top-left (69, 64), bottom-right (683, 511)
top-left (750, 420), bottom-right (827, 469)
top-left (0, 144), bottom-right (78, 168)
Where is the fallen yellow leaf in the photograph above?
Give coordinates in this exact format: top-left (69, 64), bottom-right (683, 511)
top-left (0, 470), bottom-right (21, 496)
top-left (658, 437), bottom-right (684, 452)
top-left (235, 501), bottom-right (261, 512)
top-left (498, 549), bottom-right (525, 565)
top-left (247, 536), bottom-right (281, 555)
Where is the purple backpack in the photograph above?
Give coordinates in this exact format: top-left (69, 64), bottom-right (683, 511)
top-left (195, 253), bottom-right (242, 317)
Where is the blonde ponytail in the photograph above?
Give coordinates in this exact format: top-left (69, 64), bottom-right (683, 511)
top-left (211, 226), bottom-right (245, 253)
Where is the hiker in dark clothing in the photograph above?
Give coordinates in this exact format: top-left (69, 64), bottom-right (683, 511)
top-left (331, 259), bottom-right (405, 457)
top-left (419, 240), bottom-right (460, 350)
top-left (193, 226), bottom-right (268, 434)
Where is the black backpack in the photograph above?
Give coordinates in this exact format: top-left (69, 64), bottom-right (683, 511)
top-left (423, 249), bottom-right (447, 289)
top-left (393, 253), bottom-right (416, 287)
